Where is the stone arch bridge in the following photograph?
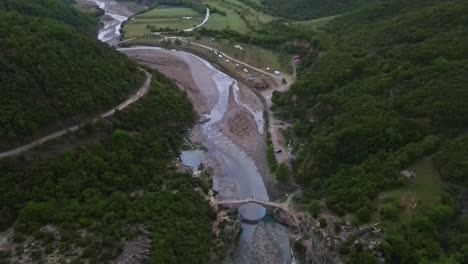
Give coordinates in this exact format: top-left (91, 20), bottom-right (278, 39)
top-left (214, 198), bottom-right (298, 230)
top-left (217, 199), bottom-right (284, 214)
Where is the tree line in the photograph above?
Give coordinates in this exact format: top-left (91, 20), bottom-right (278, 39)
top-left (260, 0), bottom-right (378, 20)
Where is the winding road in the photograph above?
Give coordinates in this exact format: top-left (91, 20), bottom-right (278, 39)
top-left (184, 8), bottom-right (210, 32)
top-left (0, 71), bottom-right (152, 159)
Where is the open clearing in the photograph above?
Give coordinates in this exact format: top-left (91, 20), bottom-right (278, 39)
top-left (122, 36), bottom-right (281, 84)
top-left (290, 15), bottom-right (340, 31)
top-left (137, 7), bottom-right (200, 18)
top-left (124, 7), bottom-right (203, 38)
top-left (203, 0), bottom-right (276, 33)
top-left (202, 13), bottom-right (227, 31)
top-left (203, 0), bottom-right (249, 33)
top-left (194, 37), bottom-right (288, 73)
top-left (378, 156), bottom-right (443, 226)
top-left (224, 0), bottom-right (274, 23)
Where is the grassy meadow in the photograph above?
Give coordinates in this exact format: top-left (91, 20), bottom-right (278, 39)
top-left (124, 7), bottom-right (203, 38)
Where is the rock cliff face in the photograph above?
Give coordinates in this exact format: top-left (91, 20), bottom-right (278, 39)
top-left (214, 197), bottom-right (385, 264)
top-left (290, 213), bottom-right (385, 264)
top-left (292, 213), bottom-right (342, 264)
top-left (211, 209), bottom-right (241, 262)
top-left (272, 208), bottom-right (298, 233)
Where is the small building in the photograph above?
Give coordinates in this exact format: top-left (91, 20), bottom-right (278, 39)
top-left (400, 170), bottom-right (416, 179)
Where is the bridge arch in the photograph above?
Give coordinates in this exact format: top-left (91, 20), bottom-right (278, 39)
top-left (215, 198), bottom-right (298, 229)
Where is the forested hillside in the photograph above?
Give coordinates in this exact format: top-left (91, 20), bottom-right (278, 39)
top-left (261, 0), bottom-right (377, 20)
top-left (0, 0), bottom-right (144, 150)
top-left (273, 0), bottom-right (468, 262)
top-left (0, 1), bottom-right (218, 262)
top-left (0, 69), bottom-right (217, 263)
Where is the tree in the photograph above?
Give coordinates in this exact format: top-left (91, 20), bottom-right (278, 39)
top-left (356, 207), bottom-right (372, 223)
top-left (307, 199), bottom-right (321, 217)
top-left (266, 144), bottom-right (277, 171)
top-left (381, 204), bottom-right (398, 220)
top-left (276, 163), bottom-right (290, 184)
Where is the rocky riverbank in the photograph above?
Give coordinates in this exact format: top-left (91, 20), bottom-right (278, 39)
top-left (119, 47), bottom-right (296, 264)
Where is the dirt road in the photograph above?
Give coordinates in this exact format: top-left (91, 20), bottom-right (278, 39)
top-left (261, 63), bottom-right (296, 166)
top-left (184, 8), bottom-right (210, 32)
top-left (0, 71), bottom-right (152, 159)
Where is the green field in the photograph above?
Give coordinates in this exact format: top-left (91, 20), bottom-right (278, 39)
top-left (291, 15), bottom-right (340, 31)
top-left (137, 7), bottom-right (200, 18)
top-left (224, 0), bottom-right (274, 23)
top-left (203, 0), bottom-right (277, 33)
top-left (194, 37), bottom-right (288, 73)
top-left (124, 7), bottom-right (203, 38)
top-left (203, 0), bottom-right (249, 33)
top-left (379, 156), bottom-right (443, 225)
top-left (202, 13), bottom-right (228, 31)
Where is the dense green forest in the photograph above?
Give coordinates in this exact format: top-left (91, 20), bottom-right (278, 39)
top-left (260, 0), bottom-right (377, 20)
top-left (273, 0), bottom-right (468, 262)
top-left (0, 0), bottom-right (216, 263)
top-left (0, 70), bottom-right (217, 263)
top-left (0, 0), bottom-right (144, 150)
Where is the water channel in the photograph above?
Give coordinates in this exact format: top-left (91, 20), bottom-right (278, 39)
top-left (89, 1), bottom-right (293, 263)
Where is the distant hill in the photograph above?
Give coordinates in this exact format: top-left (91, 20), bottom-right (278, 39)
top-left (260, 0), bottom-right (377, 20)
top-left (0, 0), bottom-right (145, 150)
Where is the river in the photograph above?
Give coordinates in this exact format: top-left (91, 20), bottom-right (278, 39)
top-left (89, 1), bottom-right (293, 263)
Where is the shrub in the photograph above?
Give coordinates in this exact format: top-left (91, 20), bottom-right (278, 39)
top-left (319, 218), bottom-right (327, 228)
top-left (381, 204), bottom-right (398, 220)
top-left (276, 163), bottom-right (290, 183)
top-left (356, 207), bottom-right (372, 223)
top-left (306, 199), bottom-right (321, 218)
top-left (266, 144), bottom-right (277, 171)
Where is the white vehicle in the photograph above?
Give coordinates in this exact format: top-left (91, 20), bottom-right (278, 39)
top-left (274, 70), bottom-right (280, 75)
top-left (219, 55), bottom-right (223, 58)
top-left (266, 67), bottom-right (271, 71)
top-left (226, 59), bottom-right (230, 62)
top-left (243, 68), bottom-right (249, 73)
